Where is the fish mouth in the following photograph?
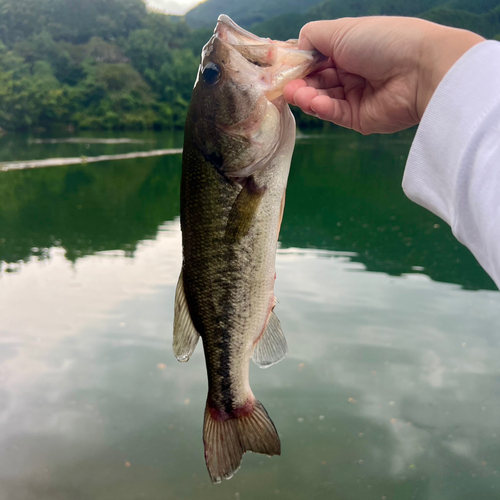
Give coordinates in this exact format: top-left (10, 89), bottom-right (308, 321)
top-left (214, 15), bottom-right (326, 101)
top-left (216, 14), bottom-right (265, 45)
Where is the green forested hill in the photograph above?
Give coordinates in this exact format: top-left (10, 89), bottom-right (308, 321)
top-left (0, 0), bottom-right (199, 132)
top-left (253, 0), bottom-right (500, 41)
top-left (0, 0), bottom-right (146, 45)
top-left (423, 4), bottom-right (500, 38)
top-left (0, 0), bottom-right (499, 133)
top-left (185, 0), bottom-right (325, 29)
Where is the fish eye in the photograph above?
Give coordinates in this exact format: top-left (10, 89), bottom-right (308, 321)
top-left (202, 62), bottom-right (222, 86)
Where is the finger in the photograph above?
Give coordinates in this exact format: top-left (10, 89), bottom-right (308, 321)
top-left (298, 21), bottom-right (334, 52)
top-left (309, 95), bottom-right (353, 129)
top-left (283, 79), bottom-right (307, 104)
top-left (304, 68), bottom-right (340, 90)
top-left (286, 84), bottom-right (345, 110)
top-left (292, 86), bottom-right (322, 115)
top-left (320, 87), bottom-right (345, 100)
top-left (337, 69), bottom-right (366, 95)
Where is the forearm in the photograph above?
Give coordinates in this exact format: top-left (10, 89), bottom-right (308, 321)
top-left (404, 41), bottom-right (500, 288)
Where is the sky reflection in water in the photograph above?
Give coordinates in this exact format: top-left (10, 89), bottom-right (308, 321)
top-left (0, 131), bottom-right (499, 500)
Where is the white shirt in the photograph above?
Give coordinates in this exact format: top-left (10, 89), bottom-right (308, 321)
top-left (403, 40), bottom-right (500, 289)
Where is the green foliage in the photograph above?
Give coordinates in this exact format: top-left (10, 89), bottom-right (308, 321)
top-left (185, 0), bottom-right (325, 29)
top-left (422, 4), bottom-right (500, 38)
top-left (119, 12), bottom-right (197, 128)
top-left (0, 0), bottom-right (199, 132)
top-left (14, 30), bottom-right (85, 85)
top-left (306, 0), bottom-right (480, 19)
top-left (0, 0), bottom-right (498, 132)
top-left (0, 0), bottom-right (147, 45)
top-left (0, 42), bottom-right (71, 130)
top-left (252, 13), bottom-right (310, 40)
top-left (251, 0), bottom-right (500, 51)
top-left (449, 0), bottom-right (500, 14)
top-left (422, 7), bottom-right (486, 35)
top-left (70, 63), bottom-right (159, 130)
top-left (186, 27), bottom-right (214, 57)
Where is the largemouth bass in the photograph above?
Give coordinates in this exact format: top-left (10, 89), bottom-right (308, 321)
top-left (173, 15), bottom-right (324, 483)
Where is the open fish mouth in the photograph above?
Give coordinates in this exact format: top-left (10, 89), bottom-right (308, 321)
top-left (215, 14), bottom-right (266, 45)
top-left (214, 14), bottom-right (326, 101)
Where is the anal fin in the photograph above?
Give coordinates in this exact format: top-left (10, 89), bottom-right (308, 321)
top-left (173, 270), bottom-right (200, 362)
top-left (252, 309), bottom-right (288, 369)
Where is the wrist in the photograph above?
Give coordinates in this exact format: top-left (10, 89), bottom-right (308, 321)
top-left (417, 24), bottom-right (484, 119)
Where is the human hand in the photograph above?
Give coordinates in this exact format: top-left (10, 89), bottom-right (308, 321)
top-left (283, 17), bottom-right (484, 134)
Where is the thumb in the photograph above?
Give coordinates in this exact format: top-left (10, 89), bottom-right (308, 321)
top-left (298, 19), bottom-right (356, 56)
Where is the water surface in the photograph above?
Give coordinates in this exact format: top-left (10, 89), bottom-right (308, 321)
top-left (0, 130), bottom-right (498, 500)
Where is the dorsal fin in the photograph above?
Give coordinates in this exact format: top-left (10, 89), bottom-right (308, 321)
top-left (252, 309), bottom-right (287, 369)
top-left (173, 270), bottom-right (200, 362)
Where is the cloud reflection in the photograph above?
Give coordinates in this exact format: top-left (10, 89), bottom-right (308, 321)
top-left (0, 224), bottom-right (500, 498)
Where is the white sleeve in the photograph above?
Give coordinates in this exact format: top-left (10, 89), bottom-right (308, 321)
top-left (403, 40), bottom-right (500, 288)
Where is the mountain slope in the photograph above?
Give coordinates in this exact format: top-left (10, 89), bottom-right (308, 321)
top-left (252, 0), bottom-right (500, 43)
top-left (185, 0), bottom-right (325, 28)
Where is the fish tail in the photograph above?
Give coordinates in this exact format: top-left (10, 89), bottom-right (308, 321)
top-left (203, 398), bottom-right (281, 483)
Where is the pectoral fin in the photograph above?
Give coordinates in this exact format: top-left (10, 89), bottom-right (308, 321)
top-left (225, 177), bottom-right (266, 243)
top-left (173, 271), bottom-right (200, 362)
top-left (252, 309), bottom-right (288, 369)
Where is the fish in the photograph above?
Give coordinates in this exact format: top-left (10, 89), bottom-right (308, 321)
top-left (173, 14), bottom-right (325, 483)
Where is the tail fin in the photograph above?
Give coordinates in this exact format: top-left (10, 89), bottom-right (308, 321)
top-left (203, 399), bottom-right (281, 483)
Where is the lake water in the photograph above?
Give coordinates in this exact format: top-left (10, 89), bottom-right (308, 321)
top-left (0, 129), bottom-right (499, 500)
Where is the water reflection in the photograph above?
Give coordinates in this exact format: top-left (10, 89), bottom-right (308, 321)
top-left (286, 131), bottom-right (496, 290)
top-left (1, 129), bottom-right (499, 498)
top-left (0, 130), bottom-right (495, 290)
top-left (0, 153), bottom-right (182, 265)
top-left (0, 223), bottom-right (499, 499)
